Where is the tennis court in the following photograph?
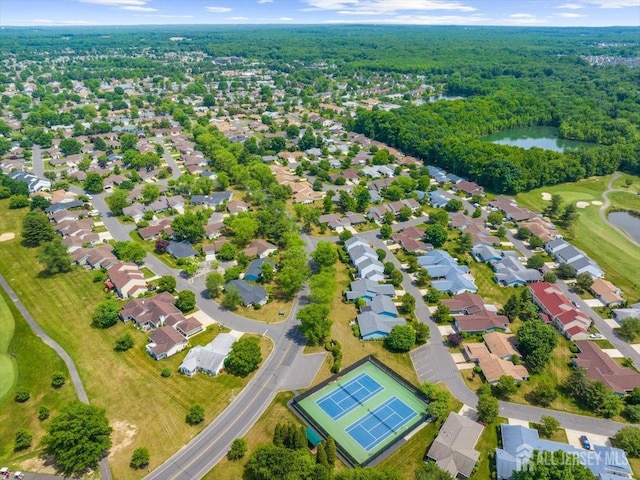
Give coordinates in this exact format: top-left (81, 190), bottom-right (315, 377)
top-left (292, 357), bottom-right (430, 466)
top-left (346, 397), bottom-right (417, 451)
top-left (316, 373), bottom-right (383, 420)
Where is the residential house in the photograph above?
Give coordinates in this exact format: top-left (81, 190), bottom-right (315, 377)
top-left (179, 333), bottom-right (238, 376)
top-left (496, 424), bottom-right (633, 480)
top-left (613, 303), bottom-right (640, 323)
top-left (488, 196), bottom-right (535, 222)
top-left (426, 412), bottom-right (484, 479)
top-left (244, 239), bottom-right (277, 259)
top-left (166, 241), bottom-right (198, 259)
top-left (361, 295), bottom-right (398, 318)
top-left (345, 237), bottom-right (385, 282)
top-left (205, 222), bottom-right (225, 240)
top-left (418, 250), bottom-right (477, 295)
top-left (225, 279), bottom-right (268, 307)
top-left (345, 279), bottom-right (395, 302)
top-left (429, 191), bottom-right (450, 209)
top-left (122, 204), bottom-right (145, 222)
top-left (483, 332), bottom-right (519, 360)
top-left (590, 278), bottom-right (623, 307)
top-left (138, 219), bottom-right (173, 241)
top-left (107, 262), bottom-right (147, 298)
top-left (357, 311), bottom-right (406, 340)
top-left (392, 226), bottom-right (431, 255)
top-left (529, 282), bottom-right (590, 340)
top-left (471, 244), bottom-right (502, 263)
top-left (202, 244), bottom-right (217, 262)
top-left (545, 239), bottom-right (603, 278)
top-left (245, 258), bottom-right (275, 282)
top-left (519, 217), bottom-right (559, 243)
top-left (146, 326), bottom-right (188, 360)
top-left (46, 200), bottom-right (84, 216)
top-left (120, 292), bottom-right (179, 328)
top-left (492, 251), bottom-right (542, 287)
top-left (453, 180), bottom-right (484, 197)
top-left (227, 201), bottom-right (250, 215)
top-left (573, 340), bottom-right (640, 395)
top-left (444, 292), bottom-right (509, 333)
top-left (463, 342), bottom-right (529, 384)
top-left (8, 170), bottom-right (51, 192)
top-left (190, 191), bottom-right (233, 207)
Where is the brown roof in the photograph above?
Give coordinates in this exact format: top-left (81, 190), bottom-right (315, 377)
top-left (590, 279), bottom-right (623, 305)
top-left (148, 326), bottom-right (187, 356)
top-left (483, 332), bottom-right (519, 359)
top-left (477, 353), bottom-right (529, 384)
top-left (574, 340), bottom-right (640, 394)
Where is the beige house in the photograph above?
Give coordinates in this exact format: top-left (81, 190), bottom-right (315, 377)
top-left (427, 412), bottom-right (484, 478)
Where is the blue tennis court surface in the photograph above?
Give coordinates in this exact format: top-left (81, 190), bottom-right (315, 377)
top-left (316, 373), bottom-right (383, 420)
top-left (345, 397), bottom-right (417, 451)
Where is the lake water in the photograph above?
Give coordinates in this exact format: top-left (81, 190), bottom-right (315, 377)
top-left (483, 126), bottom-right (595, 153)
top-left (609, 211), bottom-right (640, 244)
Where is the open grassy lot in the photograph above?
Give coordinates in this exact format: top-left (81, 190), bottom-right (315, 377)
top-left (0, 291), bottom-right (17, 400)
top-left (516, 174), bottom-right (640, 301)
top-left (467, 261), bottom-right (513, 308)
top-left (609, 191), bottom-right (640, 213)
top-left (0, 288), bottom-right (78, 467)
top-left (613, 173), bottom-right (640, 194)
top-left (0, 199), bottom-right (271, 478)
top-left (307, 260), bottom-right (419, 387)
top-left (235, 297), bottom-right (292, 324)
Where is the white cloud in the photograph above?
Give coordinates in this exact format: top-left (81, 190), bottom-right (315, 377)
top-left (205, 6), bottom-right (233, 13)
top-left (325, 13), bottom-right (486, 24)
top-left (143, 14), bottom-right (194, 18)
top-left (258, 0), bottom-right (273, 3)
top-left (556, 12), bottom-right (587, 17)
top-left (509, 13), bottom-right (535, 18)
top-left (581, 0), bottom-right (639, 7)
top-left (227, 16), bottom-right (249, 20)
top-left (304, 0), bottom-right (476, 15)
top-left (78, 0), bottom-right (147, 5)
top-left (555, 3), bottom-right (584, 8)
top-left (122, 5), bottom-right (157, 11)
top-left (279, 17), bottom-right (294, 20)
top-left (23, 18), bottom-right (96, 25)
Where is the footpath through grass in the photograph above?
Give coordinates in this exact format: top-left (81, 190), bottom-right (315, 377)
top-left (516, 174), bottom-right (640, 302)
top-left (0, 287), bottom-right (77, 467)
top-left (0, 199), bottom-right (269, 478)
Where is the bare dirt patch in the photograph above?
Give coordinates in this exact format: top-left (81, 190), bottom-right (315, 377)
top-left (0, 232), bottom-right (15, 242)
top-left (19, 455), bottom-right (58, 474)
top-left (576, 201), bottom-right (590, 209)
top-left (108, 420), bottom-right (138, 459)
top-left (541, 192), bottom-right (552, 201)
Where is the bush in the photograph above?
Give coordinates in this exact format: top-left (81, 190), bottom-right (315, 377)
top-left (625, 405), bottom-right (640, 423)
top-left (51, 371), bottom-right (66, 388)
top-left (186, 404), bottom-right (205, 425)
top-left (224, 337), bottom-right (262, 377)
top-left (611, 427), bottom-right (640, 457)
top-left (38, 405), bottom-right (50, 421)
top-left (447, 333), bottom-right (463, 347)
top-left (15, 389), bottom-right (30, 403)
top-left (228, 438), bottom-right (248, 460)
top-left (174, 290), bottom-right (196, 312)
top-left (413, 322), bottom-right (430, 344)
top-left (161, 368), bottom-right (171, 378)
top-left (92, 270), bottom-right (107, 283)
top-left (14, 429), bottom-right (32, 451)
top-left (130, 446), bottom-right (150, 469)
top-left (115, 333), bottom-right (135, 352)
top-left (384, 325), bottom-right (416, 352)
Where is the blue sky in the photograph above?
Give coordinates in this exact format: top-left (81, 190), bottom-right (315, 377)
top-left (0, 0), bottom-right (638, 27)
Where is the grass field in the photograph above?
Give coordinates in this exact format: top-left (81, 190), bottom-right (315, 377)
top-left (516, 174), bottom-right (640, 302)
top-left (0, 199), bottom-right (270, 478)
top-left (0, 287), bottom-right (77, 466)
top-left (235, 297), bottom-right (293, 324)
top-left (0, 292), bottom-right (17, 400)
top-left (470, 417), bottom-right (507, 480)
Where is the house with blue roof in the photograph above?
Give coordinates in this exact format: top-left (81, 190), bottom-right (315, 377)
top-left (493, 252), bottom-right (542, 287)
top-left (357, 311), bottom-right (406, 340)
top-left (346, 279), bottom-right (395, 302)
top-left (166, 241), bottom-right (198, 259)
top-left (361, 295), bottom-right (398, 318)
top-left (429, 191), bottom-right (450, 209)
top-left (244, 258), bottom-right (275, 282)
top-left (418, 250), bottom-right (478, 295)
top-left (496, 424), bottom-right (633, 480)
top-left (472, 244), bottom-right (503, 264)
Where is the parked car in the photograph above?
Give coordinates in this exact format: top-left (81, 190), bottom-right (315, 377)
top-left (14, 473), bottom-right (24, 480)
top-left (580, 435), bottom-right (591, 450)
top-left (589, 333), bottom-right (603, 339)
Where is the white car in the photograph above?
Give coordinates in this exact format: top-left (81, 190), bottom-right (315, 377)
top-left (14, 473), bottom-right (24, 480)
top-left (589, 333), bottom-right (603, 339)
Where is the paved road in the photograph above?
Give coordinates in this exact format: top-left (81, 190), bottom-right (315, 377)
top-left (32, 145), bottom-right (44, 178)
top-left (0, 275), bottom-right (112, 480)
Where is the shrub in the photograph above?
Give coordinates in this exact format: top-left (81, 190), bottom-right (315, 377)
top-left (51, 371), bottom-right (66, 388)
top-left (38, 405), bottom-right (50, 421)
top-left (114, 333), bottom-right (135, 352)
top-left (228, 438), bottom-right (248, 460)
top-left (15, 389), bottom-right (30, 403)
top-left (447, 333), bottom-right (463, 347)
top-left (130, 446), bottom-right (150, 469)
top-left (186, 404), bottom-right (205, 425)
top-left (161, 368), bottom-right (171, 378)
top-left (14, 429), bottom-right (32, 451)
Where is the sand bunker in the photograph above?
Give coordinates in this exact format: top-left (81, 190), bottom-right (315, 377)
top-left (576, 201), bottom-right (590, 209)
top-left (592, 201), bottom-right (603, 206)
top-left (541, 192), bottom-right (552, 201)
top-left (0, 232), bottom-right (15, 242)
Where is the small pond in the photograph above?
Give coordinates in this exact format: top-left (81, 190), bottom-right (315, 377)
top-left (608, 211), bottom-right (640, 244)
top-left (413, 95), bottom-right (466, 105)
top-left (483, 126), bottom-right (595, 153)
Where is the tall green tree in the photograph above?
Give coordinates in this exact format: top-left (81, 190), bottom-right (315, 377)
top-left (22, 211), bottom-right (54, 246)
top-left (44, 402), bottom-right (112, 476)
top-left (38, 238), bottom-right (72, 274)
top-left (224, 337), bottom-right (262, 377)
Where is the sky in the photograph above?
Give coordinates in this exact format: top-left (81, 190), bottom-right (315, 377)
top-left (0, 0), bottom-right (638, 27)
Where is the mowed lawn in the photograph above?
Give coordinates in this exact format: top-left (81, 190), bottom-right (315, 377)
top-left (0, 287), bottom-right (77, 466)
top-left (0, 200), bottom-right (270, 478)
top-left (0, 291), bottom-right (17, 400)
top-left (516, 174), bottom-right (640, 301)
